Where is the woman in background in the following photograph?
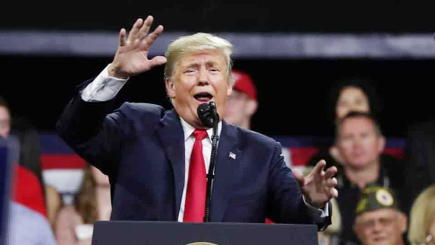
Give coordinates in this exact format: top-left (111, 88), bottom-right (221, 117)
top-left (55, 165), bottom-right (111, 245)
top-left (408, 184), bottom-right (435, 245)
top-left (307, 77), bottom-right (382, 168)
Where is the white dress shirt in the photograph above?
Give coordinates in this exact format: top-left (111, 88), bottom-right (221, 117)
top-left (81, 65), bottom-right (329, 224)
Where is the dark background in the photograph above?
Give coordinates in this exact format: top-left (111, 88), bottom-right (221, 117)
top-left (1, 0), bottom-right (434, 33)
top-left (2, 55), bottom-right (434, 138)
top-left (2, 1), bottom-right (435, 138)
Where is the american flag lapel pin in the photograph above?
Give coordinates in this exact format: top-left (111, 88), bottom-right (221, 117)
top-left (229, 152), bottom-right (236, 159)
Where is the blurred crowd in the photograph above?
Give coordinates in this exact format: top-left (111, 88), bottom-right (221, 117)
top-left (1, 68), bottom-right (435, 245)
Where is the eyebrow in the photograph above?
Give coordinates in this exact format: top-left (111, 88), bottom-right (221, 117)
top-left (184, 60), bottom-right (220, 68)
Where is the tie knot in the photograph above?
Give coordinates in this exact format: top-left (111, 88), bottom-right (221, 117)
top-left (193, 129), bottom-right (208, 140)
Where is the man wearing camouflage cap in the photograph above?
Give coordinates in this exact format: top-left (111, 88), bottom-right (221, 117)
top-left (353, 186), bottom-right (407, 245)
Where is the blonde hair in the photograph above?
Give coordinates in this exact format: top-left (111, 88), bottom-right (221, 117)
top-left (164, 32), bottom-right (235, 86)
top-left (408, 185), bottom-right (435, 244)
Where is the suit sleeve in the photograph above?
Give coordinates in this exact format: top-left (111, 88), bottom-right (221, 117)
top-left (56, 80), bottom-right (132, 176)
top-left (266, 142), bottom-right (331, 230)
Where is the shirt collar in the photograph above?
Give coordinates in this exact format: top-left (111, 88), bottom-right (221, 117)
top-left (337, 163), bottom-right (389, 189)
top-left (180, 118), bottom-right (222, 142)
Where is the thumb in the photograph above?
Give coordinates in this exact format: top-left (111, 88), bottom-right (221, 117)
top-left (292, 168), bottom-right (305, 187)
top-left (150, 56), bottom-right (167, 68)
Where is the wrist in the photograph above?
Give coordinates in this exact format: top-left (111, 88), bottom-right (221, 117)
top-left (108, 63), bottom-right (129, 79)
top-left (303, 194), bottom-right (325, 209)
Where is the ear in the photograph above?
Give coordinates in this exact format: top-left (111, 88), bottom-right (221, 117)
top-left (353, 220), bottom-right (362, 240)
top-left (246, 99), bottom-right (258, 116)
top-left (377, 136), bottom-right (386, 154)
top-left (165, 78), bottom-right (176, 99)
top-left (227, 84), bottom-right (233, 97)
top-left (398, 212), bottom-right (408, 233)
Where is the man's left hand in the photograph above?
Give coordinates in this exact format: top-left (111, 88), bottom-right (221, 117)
top-left (293, 160), bottom-right (338, 209)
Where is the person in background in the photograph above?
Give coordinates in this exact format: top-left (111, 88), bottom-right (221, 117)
top-left (0, 97), bottom-right (55, 245)
top-left (0, 96), bottom-right (55, 221)
top-left (353, 186), bottom-right (407, 245)
top-left (307, 77), bottom-right (382, 169)
top-left (55, 165), bottom-right (111, 245)
top-left (0, 96), bottom-right (45, 194)
top-left (7, 200), bottom-right (57, 245)
top-left (408, 184), bottom-right (435, 245)
top-left (223, 69), bottom-right (258, 130)
top-left (333, 111), bottom-right (404, 244)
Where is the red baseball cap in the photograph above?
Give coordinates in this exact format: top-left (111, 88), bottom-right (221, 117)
top-left (232, 70), bottom-right (257, 101)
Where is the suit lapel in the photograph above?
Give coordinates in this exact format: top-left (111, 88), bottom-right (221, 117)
top-left (156, 109), bottom-right (185, 218)
top-left (210, 121), bottom-right (241, 221)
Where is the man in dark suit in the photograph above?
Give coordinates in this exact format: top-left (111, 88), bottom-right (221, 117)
top-left (404, 119), bottom-right (435, 213)
top-left (57, 16), bottom-right (338, 229)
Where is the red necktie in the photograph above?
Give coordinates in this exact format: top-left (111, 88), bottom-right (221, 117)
top-left (184, 129), bottom-right (208, 222)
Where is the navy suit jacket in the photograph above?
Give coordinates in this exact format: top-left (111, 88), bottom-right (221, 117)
top-left (57, 92), bottom-right (330, 228)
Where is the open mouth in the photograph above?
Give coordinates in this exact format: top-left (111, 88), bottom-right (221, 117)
top-left (194, 92), bottom-right (213, 103)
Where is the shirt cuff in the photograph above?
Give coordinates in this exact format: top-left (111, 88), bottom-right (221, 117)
top-left (81, 64), bottom-right (129, 102)
top-left (302, 196), bottom-right (329, 223)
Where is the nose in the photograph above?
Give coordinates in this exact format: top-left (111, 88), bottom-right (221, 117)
top-left (198, 67), bottom-right (209, 86)
top-left (372, 220), bottom-right (383, 232)
top-left (352, 136), bottom-right (364, 148)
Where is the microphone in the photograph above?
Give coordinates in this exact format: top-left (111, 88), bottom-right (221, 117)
top-left (197, 102), bottom-right (219, 128)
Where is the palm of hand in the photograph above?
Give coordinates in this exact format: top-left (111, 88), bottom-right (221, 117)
top-left (296, 160), bottom-right (338, 208)
top-left (110, 16), bottom-right (167, 79)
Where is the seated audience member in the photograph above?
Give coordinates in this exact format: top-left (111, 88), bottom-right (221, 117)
top-left (0, 96), bottom-right (45, 192)
top-left (333, 111), bottom-right (404, 244)
top-left (353, 186), bottom-right (407, 245)
top-left (55, 165), bottom-right (111, 245)
top-left (318, 197), bottom-right (360, 245)
top-left (7, 200), bottom-right (57, 245)
top-left (1, 138), bottom-right (54, 245)
top-left (223, 69), bottom-right (258, 130)
top-left (12, 164), bottom-right (47, 218)
top-left (408, 184), bottom-right (435, 245)
top-left (45, 184), bottom-right (62, 228)
top-left (0, 96), bottom-right (11, 139)
top-left (404, 120), bottom-right (435, 214)
top-left (308, 77), bottom-right (383, 169)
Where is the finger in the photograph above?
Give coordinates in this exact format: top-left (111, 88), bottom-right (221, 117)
top-left (119, 28), bottom-right (127, 47)
top-left (324, 166), bottom-right (338, 179)
top-left (128, 18), bottom-right (144, 41)
top-left (292, 169), bottom-right (305, 187)
top-left (149, 56), bottom-right (167, 67)
top-left (138, 15), bottom-right (154, 40)
top-left (330, 188), bottom-right (339, 198)
top-left (144, 25), bottom-right (164, 46)
top-left (326, 177), bottom-right (338, 187)
top-left (313, 159), bottom-right (326, 175)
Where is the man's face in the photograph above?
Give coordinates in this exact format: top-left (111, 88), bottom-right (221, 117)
top-left (166, 50), bottom-right (232, 128)
top-left (223, 90), bottom-right (256, 129)
top-left (354, 209), bottom-right (407, 245)
top-left (0, 106), bottom-right (11, 138)
top-left (337, 117), bottom-right (385, 168)
top-left (336, 86), bottom-right (370, 120)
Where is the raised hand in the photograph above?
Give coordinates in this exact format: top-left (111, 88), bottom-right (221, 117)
top-left (108, 16), bottom-right (167, 79)
top-left (293, 160), bottom-right (338, 209)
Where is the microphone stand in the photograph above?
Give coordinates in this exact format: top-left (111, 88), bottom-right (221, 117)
top-left (204, 123), bottom-right (218, 222)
